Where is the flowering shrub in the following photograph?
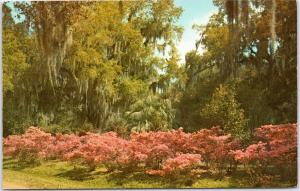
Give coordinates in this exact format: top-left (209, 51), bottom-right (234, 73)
top-left (3, 126), bottom-right (54, 163)
top-left (187, 127), bottom-right (240, 174)
top-left (231, 124), bottom-right (297, 183)
top-left (231, 141), bottom-right (268, 163)
top-left (3, 123), bottom-right (297, 184)
top-left (45, 133), bottom-right (81, 160)
top-left (145, 144), bottom-right (173, 169)
top-left (232, 124), bottom-right (296, 164)
top-left (255, 124), bottom-right (297, 163)
top-left (146, 154), bottom-right (201, 178)
top-left (63, 132), bottom-right (130, 171)
top-left (131, 128), bottom-right (190, 169)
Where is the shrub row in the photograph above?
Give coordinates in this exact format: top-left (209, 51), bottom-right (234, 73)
top-left (4, 124), bottom-right (297, 183)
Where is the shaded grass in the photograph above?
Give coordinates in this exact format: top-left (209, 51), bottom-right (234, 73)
top-left (2, 157), bottom-right (296, 189)
top-left (3, 157), bottom-right (112, 189)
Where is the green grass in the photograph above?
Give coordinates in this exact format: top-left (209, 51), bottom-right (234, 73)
top-left (2, 157), bottom-right (295, 189)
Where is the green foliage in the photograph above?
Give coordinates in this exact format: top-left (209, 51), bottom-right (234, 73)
top-left (2, 30), bottom-right (27, 94)
top-left (2, 0), bottom-right (296, 143)
top-left (3, 1), bottom-right (183, 135)
top-left (201, 84), bottom-right (249, 139)
top-left (125, 94), bottom-right (174, 132)
top-left (105, 113), bottom-right (129, 137)
top-left (177, 0), bottom-right (296, 134)
top-left (2, 6), bottom-right (28, 94)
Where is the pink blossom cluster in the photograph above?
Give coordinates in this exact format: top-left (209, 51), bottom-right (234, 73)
top-left (146, 153), bottom-right (202, 177)
top-left (186, 127), bottom-right (240, 169)
top-left (231, 124), bottom-right (297, 165)
top-left (3, 126), bottom-right (55, 158)
top-left (3, 124), bottom-right (297, 177)
top-left (231, 141), bottom-right (268, 162)
top-left (130, 128), bottom-right (190, 168)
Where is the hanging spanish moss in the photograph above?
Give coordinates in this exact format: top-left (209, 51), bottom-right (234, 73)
top-left (18, 2), bottom-right (81, 94)
top-left (270, 0), bottom-right (277, 55)
top-left (38, 2), bottom-right (75, 93)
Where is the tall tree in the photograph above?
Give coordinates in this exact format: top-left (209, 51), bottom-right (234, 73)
top-left (4, 0), bottom-right (183, 134)
top-left (178, 0), bottom-right (296, 133)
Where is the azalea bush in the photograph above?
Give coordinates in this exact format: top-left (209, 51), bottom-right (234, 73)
top-left (3, 127), bottom-right (54, 164)
top-left (146, 154), bottom-right (202, 178)
top-left (231, 123), bottom-right (297, 185)
top-left (131, 128), bottom-right (190, 169)
top-left (63, 132), bottom-right (135, 171)
top-left (46, 133), bottom-right (81, 160)
top-left (3, 123), bottom-right (297, 185)
top-left (185, 127), bottom-right (240, 177)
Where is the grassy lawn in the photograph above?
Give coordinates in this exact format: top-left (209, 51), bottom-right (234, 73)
top-left (2, 157), bottom-right (294, 189)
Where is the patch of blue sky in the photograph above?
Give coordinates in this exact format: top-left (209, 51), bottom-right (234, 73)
top-left (6, 1), bottom-right (26, 23)
top-left (175, 0), bottom-right (218, 63)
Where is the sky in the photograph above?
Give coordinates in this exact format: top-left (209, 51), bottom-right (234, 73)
top-left (174, 0), bottom-right (218, 63)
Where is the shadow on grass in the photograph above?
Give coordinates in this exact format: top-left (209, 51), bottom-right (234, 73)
top-left (226, 169), bottom-right (252, 188)
top-left (106, 171), bottom-right (165, 187)
top-left (227, 169), bottom-right (297, 188)
top-left (3, 157), bottom-right (40, 170)
top-left (55, 166), bottom-right (102, 181)
top-left (106, 170), bottom-right (199, 188)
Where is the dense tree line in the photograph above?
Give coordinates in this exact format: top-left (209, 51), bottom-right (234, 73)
top-left (3, 0), bottom-right (296, 140)
top-left (177, 0), bottom-right (296, 137)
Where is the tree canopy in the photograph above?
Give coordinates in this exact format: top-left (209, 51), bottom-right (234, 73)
top-left (3, 0), bottom-right (296, 140)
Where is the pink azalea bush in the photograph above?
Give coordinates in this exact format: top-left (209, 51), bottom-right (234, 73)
top-left (231, 124), bottom-right (296, 165)
top-left (255, 124), bottom-right (297, 164)
top-left (3, 126), bottom-right (54, 163)
top-left (231, 123), bottom-right (297, 183)
top-left (187, 127), bottom-right (240, 173)
top-left (45, 133), bottom-right (81, 160)
top-left (63, 132), bottom-right (133, 171)
top-left (3, 123), bottom-right (297, 184)
top-left (146, 154), bottom-right (202, 178)
top-left (131, 128), bottom-right (190, 169)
